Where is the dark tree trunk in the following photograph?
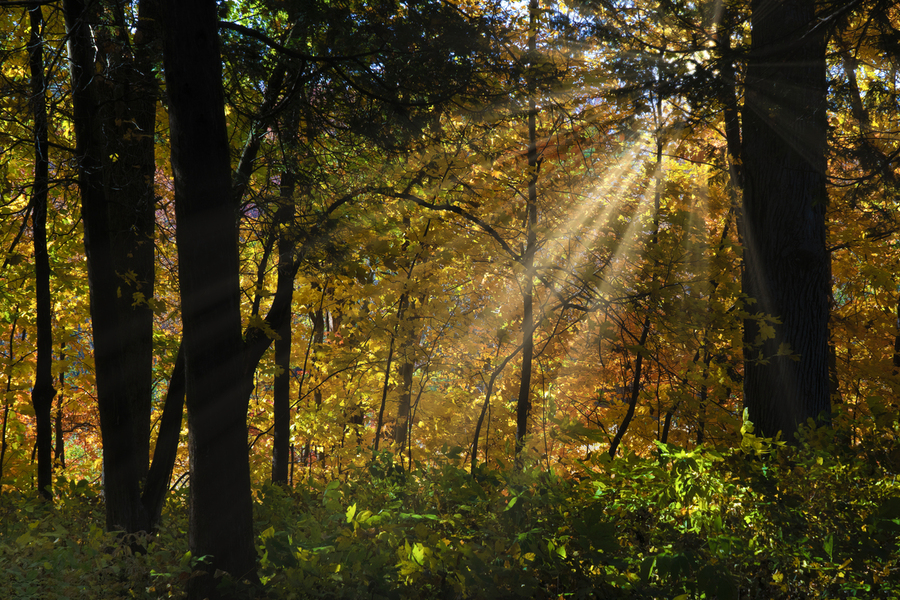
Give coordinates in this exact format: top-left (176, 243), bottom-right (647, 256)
top-left (392, 218), bottom-right (427, 453)
top-left (393, 341), bottom-right (415, 451)
top-left (142, 343), bottom-right (185, 532)
top-left (272, 174), bottom-right (297, 486)
top-left (515, 0), bottom-right (540, 464)
top-left (740, 0), bottom-right (830, 440)
top-left (895, 296), bottom-right (900, 375)
top-left (0, 313), bottom-right (19, 486)
top-left (311, 306), bottom-right (325, 411)
top-left (472, 344), bottom-right (523, 473)
top-left (376, 216), bottom-right (418, 455)
top-left (610, 132), bottom-right (662, 456)
top-left (608, 318), bottom-right (650, 458)
top-left (301, 301), bottom-right (326, 469)
top-left (54, 392), bottom-right (65, 468)
top-left (160, 0), bottom-right (257, 596)
top-left (28, 4), bottom-right (56, 501)
top-left (64, 0), bottom-right (157, 531)
top-left (54, 346), bottom-right (65, 467)
top-left (272, 312), bottom-right (292, 485)
top-left (374, 295), bottom-right (405, 453)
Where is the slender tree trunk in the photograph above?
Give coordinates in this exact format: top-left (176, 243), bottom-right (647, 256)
top-left (393, 219), bottom-right (429, 453)
top-left (54, 384), bottom-right (65, 468)
top-left (272, 173), bottom-right (297, 486)
top-left (141, 343), bottom-right (186, 532)
top-left (610, 131), bottom-right (663, 456)
top-left (373, 312), bottom-right (399, 453)
top-left (54, 343), bottom-right (65, 467)
top-left (608, 318), bottom-right (650, 458)
top-left (0, 313), bottom-right (19, 487)
top-left (272, 311), bottom-right (292, 485)
top-left (661, 407), bottom-right (675, 444)
top-left (741, 0), bottom-right (830, 440)
top-left (894, 296), bottom-right (900, 375)
top-left (301, 299), bottom-right (326, 470)
top-left (394, 342), bottom-right (415, 451)
top-left (515, 0), bottom-right (540, 464)
top-left (472, 344), bottom-right (523, 473)
top-left (28, 4), bottom-right (56, 501)
top-left (160, 0), bottom-right (257, 595)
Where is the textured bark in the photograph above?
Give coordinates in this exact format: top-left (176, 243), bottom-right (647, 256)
top-left (160, 0), bottom-right (256, 594)
top-left (28, 4), bottom-right (56, 501)
top-left (64, 0), bottom-right (156, 531)
top-left (740, 0), bottom-right (830, 440)
top-left (393, 339), bottom-right (415, 451)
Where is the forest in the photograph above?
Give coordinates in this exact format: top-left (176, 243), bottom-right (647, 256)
top-left (0, 0), bottom-right (899, 597)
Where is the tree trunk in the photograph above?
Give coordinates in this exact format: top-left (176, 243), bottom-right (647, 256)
top-left (28, 4), bottom-right (56, 501)
top-left (608, 318), bottom-right (650, 458)
top-left (610, 129), bottom-right (663, 456)
top-left (272, 174), bottom-right (297, 486)
top-left (64, 0), bottom-right (156, 532)
top-left (0, 313), bottom-right (19, 487)
top-left (515, 0), bottom-right (540, 463)
top-left (392, 218), bottom-right (429, 454)
top-left (393, 342), bottom-right (415, 451)
top-left (142, 343), bottom-right (186, 532)
top-left (272, 312), bottom-right (292, 485)
top-left (160, 0), bottom-right (257, 595)
top-left (373, 317), bottom-right (398, 453)
top-left (472, 343), bottom-right (523, 473)
top-left (301, 300), bottom-right (326, 470)
top-left (54, 388), bottom-right (65, 468)
top-left (740, 0), bottom-right (830, 440)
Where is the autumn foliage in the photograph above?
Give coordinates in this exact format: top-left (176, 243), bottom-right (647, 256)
top-left (0, 0), bottom-right (899, 597)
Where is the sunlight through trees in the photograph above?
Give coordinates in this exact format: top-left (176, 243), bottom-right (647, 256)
top-left (0, 0), bottom-right (899, 597)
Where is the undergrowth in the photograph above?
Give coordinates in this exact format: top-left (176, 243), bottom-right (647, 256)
top-left (3, 418), bottom-right (900, 599)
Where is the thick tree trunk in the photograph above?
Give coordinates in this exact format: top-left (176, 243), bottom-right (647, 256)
top-left (64, 0), bottom-right (155, 532)
top-left (160, 0), bottom-right (257, 595)
top-left (28, 5), bottom-right (56, 501)
top-left (107, 0), bottom-right (159, 483)
top-left (741, 0), bottom-right (830, 440)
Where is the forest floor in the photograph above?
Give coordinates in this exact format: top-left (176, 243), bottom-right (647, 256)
top-left (2, 423), bottom-right (900, 599)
